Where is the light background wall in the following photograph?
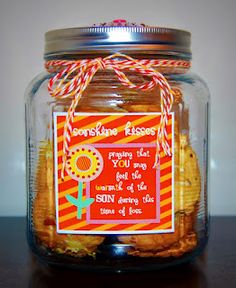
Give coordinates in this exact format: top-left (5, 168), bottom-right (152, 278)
top-left (0, 0), bottom-right (235, 216)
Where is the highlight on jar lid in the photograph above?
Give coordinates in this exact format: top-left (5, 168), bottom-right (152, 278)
top-left (44, 19), bottom-right (191, 57)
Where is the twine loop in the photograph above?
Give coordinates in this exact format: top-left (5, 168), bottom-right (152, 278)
top-left (45, 53), bottom-right (190, 179)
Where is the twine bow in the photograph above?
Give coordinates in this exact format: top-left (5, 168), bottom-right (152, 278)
top-left (46, 53), bottom-right (190, 179)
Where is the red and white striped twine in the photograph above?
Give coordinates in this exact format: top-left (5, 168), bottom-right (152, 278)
top-left (45, 53), bottom-right (190, 179)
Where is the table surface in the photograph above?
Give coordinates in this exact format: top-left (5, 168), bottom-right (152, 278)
top-left (0, 217), bottom-right (235, 288)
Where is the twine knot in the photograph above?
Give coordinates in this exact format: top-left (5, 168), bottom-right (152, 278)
top-left (95, 57), bottom-right (106, 70)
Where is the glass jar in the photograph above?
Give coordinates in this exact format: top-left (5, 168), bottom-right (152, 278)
top-left (25, 20), bottom-right (210, 271)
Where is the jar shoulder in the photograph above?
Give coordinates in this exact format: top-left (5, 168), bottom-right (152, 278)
top-left (171, 71), bottom-right (210, 100)
top-left (25, 71), bottom-right (50, 102)
top-left (25, 70), bottom-right (210, 106)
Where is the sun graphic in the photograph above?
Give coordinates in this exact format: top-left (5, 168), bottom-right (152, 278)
top-left (66, 145), bottom-right (103, 182)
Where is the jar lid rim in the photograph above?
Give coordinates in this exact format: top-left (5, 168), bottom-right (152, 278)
top-left (45, 25), bottom-right (191, 57)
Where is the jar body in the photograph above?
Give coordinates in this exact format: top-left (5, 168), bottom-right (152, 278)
top-left (25, 56), bottom-right (209, 271)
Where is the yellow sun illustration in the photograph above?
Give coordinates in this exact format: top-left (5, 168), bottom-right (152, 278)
top-left (66, 145), bottom-right (103, 182)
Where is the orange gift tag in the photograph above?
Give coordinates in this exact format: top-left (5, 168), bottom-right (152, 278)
top-left (54, 112), bottom-right (174, 234)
